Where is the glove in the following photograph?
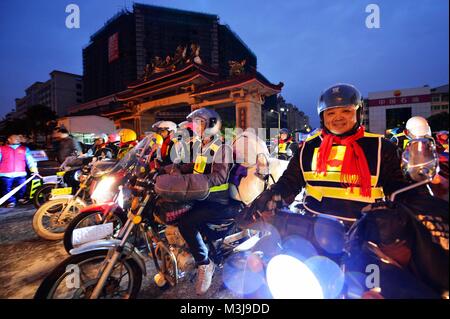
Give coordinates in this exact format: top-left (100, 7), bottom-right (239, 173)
top-left (30, 167), bottom-right (39, 174)
top-left (254, 189), bottom-right (283, 212)
top-left (237, 189), bottom-right (283, 229)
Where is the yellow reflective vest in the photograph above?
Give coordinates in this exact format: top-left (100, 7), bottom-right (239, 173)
top-left (300, 131), bottom-right (385, 222)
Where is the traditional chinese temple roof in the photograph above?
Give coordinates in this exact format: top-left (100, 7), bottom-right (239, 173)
top-left (116, 62), bottom-right (283, 102)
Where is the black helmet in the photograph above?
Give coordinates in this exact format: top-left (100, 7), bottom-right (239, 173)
top-left (317, 83), bottom-right (363, 127)
top-left (186, 108), bottom-right (222, 137)
top-left (279, 128), bottom-right (290, 135)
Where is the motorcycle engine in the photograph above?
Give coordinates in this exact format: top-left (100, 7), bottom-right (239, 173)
top-left (165, 225), bottom-right (195, 272)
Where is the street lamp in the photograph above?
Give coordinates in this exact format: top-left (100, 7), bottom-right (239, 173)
top-left (270, 109), bottom-right (281, 132)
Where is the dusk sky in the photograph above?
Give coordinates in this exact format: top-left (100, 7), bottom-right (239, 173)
top-left (0, 0), bottom-right (448, 127)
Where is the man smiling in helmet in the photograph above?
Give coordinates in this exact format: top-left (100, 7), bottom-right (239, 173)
top-left (155, 108), bottom-right (237, 295)
top-left (255, 83), bottom-right (411, 221)
top-left (249, 83), bottom-right (448, 298)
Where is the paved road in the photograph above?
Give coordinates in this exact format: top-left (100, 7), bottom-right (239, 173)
top-left (0, 205), bottom-right (240, 299)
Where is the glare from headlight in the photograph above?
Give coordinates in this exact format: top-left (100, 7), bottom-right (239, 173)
top-left (91, 176), bottom-right (116, 204)
top-left (118, 187), bottom-right (124, 209)
top-left (74, 170), bottom-right (82, 181)
top-left (266, 254), bottom-right (323, 299)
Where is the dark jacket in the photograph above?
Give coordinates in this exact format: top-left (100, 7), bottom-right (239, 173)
top-left (56, 137), bottom-right (82, 164)
top-left (270, 132), bottom-right (424, 220)
top-left (155, 137), bottom-right (233, 205)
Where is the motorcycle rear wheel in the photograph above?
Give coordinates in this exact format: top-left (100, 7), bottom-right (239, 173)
top-left (34, 250), bottom-right (142, 299)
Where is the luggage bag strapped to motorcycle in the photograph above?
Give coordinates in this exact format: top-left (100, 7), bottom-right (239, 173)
top-left (154, 173), bottom-right (210, 201)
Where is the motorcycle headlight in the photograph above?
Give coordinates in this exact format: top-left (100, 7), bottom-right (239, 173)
top-left (266, 255), bottom-right (323, 299)
top-left (91, 176), bottom-right (116, 204)
top-left (74, 170), bottom-right (82, 181)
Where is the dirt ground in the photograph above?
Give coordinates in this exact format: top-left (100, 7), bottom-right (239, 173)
top-left (0, 205), bottom-right (240, 299)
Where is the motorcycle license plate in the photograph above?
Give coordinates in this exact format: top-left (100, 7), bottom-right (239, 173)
top-left (51, 187), bottom-right (72, 196)
top-left (72, 223), bottom-right (114, 246)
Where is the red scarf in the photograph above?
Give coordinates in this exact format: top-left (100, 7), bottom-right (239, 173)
top-left (316, 126), bottom-right (372, 197)
top-left (278, 137), bottom-right (293, 144)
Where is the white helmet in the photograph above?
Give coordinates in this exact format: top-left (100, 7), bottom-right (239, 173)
top-left (151, 121), bottom-right (177, 134)
top-left (93, 133), bottom-right (108, 143)
top-left (405, 116), bottom-right (431, 139)
top-left (186, 108), bottom-right (222, 137)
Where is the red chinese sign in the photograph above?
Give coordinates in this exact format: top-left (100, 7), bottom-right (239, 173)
top-left (239, 108), bottom-right (247, 129)
top-left (108, 33), bottom-right (119, 63)
top-left (368, 94), bottom-right (431, 107)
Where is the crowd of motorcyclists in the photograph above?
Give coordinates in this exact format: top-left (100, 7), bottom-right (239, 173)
top-left (1, 82), bottom-right (448, 299)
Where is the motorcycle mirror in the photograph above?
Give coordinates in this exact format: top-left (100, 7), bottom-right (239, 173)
top-left (401, 138), bottom-right (439, 182)
top-left (255, 153), bottom-right (270, 178)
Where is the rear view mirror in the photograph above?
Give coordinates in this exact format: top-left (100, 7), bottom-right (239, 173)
top-left (401, 138), bottom-right (439, 182)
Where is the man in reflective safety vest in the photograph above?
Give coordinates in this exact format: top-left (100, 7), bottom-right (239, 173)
top-left (156, 108), bottom-right (236, 295)
top-left (256, 83), bottom-right (410, 222)
top-left (250, 83), bottom-right (447, 298)
top-left (275, 128), bottom-right (298, 160)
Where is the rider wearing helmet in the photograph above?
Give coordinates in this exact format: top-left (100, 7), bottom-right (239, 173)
top-left (117, 128), bottom-right (138, 159)
top-left (151, 120), bottom-right (178, 166)
top-left (155, 108), bottom-right (236, 295)
top-left (249, 83), bottom-right (447, 298)
top-left (255, 83), bottom-right (415, 221)
top-left (106, 133), bottom-right (120, 158)
top-left (86, 133), bottom-right (114, 159)
top-left (275, 128), bottom-right (298, 160)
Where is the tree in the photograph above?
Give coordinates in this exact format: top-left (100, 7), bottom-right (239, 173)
top-left (24, 105), bottom-right (57, 145)
top-left (427, 112), bottom-right (449, 132)
top-left (0, 118), bottom-right (28, 139)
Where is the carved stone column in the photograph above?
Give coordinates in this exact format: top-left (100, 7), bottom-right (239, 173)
top-left (235, 94), bottom-right (263, 130)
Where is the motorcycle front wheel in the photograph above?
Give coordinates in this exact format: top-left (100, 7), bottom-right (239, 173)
top-left (34, 250), bottom-right (142, 299)
top-left (63, 209), bottom-right (127, 253)
top-left (33, 184), bottom-right (58, 209)
top-left (32, 198), bottom-right (86, 240)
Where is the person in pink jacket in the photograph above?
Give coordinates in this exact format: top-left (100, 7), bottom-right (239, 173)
top-left (0, 134), bottom-right (38, 208)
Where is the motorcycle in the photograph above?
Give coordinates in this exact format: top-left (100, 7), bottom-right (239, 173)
top-left (62, 130), bottom-right (288, 254)
top-left (34, 133), bottom-right (280, 299)
top-left (32, 158), bottom-right (117, 240)
top-left (62, 150), bottom-right (141, 253)
top-left (228, 137), bottom-right (448, 299)
top-left (32, 165), bottom-right (83, 209)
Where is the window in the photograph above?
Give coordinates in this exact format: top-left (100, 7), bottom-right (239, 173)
top-left (442, 105), bottom-right (449, 110)
top-left (76, 84), bottom-right (82, 90)
top-left (432, 96), bottom-right (441, 102)
top-left (386, 107), bottom-right (411, 129)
